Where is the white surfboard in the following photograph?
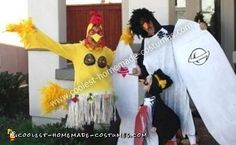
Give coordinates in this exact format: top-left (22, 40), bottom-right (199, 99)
top-left (172, 19), bottom-right (236, 145)
top-left (111, 40), bottom-right (139, 145)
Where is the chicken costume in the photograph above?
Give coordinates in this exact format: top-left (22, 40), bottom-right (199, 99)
top-left (6, 11), bottom-right (116, 128)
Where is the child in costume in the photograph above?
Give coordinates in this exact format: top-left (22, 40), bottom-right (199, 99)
top-left (6, 11), bottom-right (116, 129)
top-left (143, 69), bottom-right (180, 145)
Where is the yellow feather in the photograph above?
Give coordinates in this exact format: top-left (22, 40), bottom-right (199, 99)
top-left (120, 26), bottom-right (134, 45)
top-left (40, 83), bottom-right (70, 114)
top-left (6, 18), bottom-right (36, 47)
top-left (6, 18), bottom-right (35, 34)
top-left (154, 75), bottom-right (167, 89)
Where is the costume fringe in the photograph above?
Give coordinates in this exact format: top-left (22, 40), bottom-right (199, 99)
top-left (66, 92), bottom-right (115, 129)
top-left (40, 83), bottom-right (70, 114)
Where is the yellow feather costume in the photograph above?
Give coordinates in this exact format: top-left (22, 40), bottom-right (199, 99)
top-left (6, 17), bottom-right (115, 127)
top-left (41, 83), bottom-right (70, 114)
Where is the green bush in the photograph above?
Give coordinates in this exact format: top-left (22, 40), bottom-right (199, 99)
top-left (0, 72), bottom-right (113, 145)
top-left (0, 71), bottom-right (29, 118)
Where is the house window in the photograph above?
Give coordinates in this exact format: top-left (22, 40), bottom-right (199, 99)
top-left (176, 0), bottom-right (186, 8)
top-left (176, 0), bottom-right (186, 19)
top-left (201, 0), bottom-right (215, 23)
top-left (201, 0), bottom-right (221, 43)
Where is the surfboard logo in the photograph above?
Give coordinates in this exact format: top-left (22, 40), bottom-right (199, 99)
top-left (188, 48), bottom-right (210, 65)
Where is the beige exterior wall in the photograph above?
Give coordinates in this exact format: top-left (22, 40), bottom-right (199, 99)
top-left (0, 44), bottom-right (28, 74)
top-left (221, 0), bottom-right (235, 65)
top-left (169, 0), bottom-right (177, 25)
top-left (28, 0), bottom-right (71, 125)
top-left (185, 0), bottom-right (201, 20)
top-left (0, 0), bottom-right (29, 74)
top-left (233, 51), bottom-right (236, 64)
top-left (168, 0), bottom-right (200, 23)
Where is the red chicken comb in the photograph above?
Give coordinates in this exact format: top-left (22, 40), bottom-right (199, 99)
top-left (89, 10), bottom-right (102, 25)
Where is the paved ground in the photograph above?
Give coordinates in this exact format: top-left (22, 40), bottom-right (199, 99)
top-left (178, 117), bottom-right (219, 145)
top-left (194, 117), bottom-right (219, 145)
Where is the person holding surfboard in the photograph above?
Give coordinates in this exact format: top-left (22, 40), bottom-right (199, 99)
top-left (129, 8), bottom-right (205, 145)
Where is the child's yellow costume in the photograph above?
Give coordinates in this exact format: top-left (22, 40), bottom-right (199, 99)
top-left (6, 12), bottom-right (116, 128)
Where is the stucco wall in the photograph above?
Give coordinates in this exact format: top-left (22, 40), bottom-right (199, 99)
top-left (28, 51), bottom-right (72, 123)
top-left (0, 44), bottom-right (28, 74)
top-left (185, 0), bottom-right (201, 20)
top-left (0, 0), bottom-right (29, 74)
top-left (27, 0), bottom-right (71, 125)
top-left (221, 0), bottom-right (235, 65)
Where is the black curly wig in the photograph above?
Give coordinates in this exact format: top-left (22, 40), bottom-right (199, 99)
top-left (129, 8), bottom-right (161, 38)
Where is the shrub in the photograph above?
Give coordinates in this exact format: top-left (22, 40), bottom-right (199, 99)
top-left (0, 71), bottom-right (29, 118)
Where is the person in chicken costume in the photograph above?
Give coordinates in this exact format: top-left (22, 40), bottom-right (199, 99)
top-left (6, 11), bottom-right (118, 129)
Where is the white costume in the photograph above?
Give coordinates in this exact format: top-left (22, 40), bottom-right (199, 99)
top-left (143, 28), bottom-right (196, 137)
top-left (143, 19), bottom-right (236, 145)
top-left (112, 40), bottom-right (139, 145)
